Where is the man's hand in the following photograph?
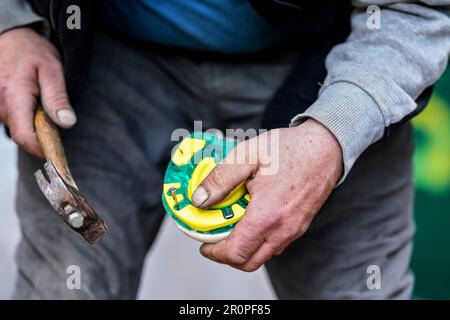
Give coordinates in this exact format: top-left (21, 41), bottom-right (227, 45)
top-left (0, 27), bottom-right (76, 157)
top-left (192, 119), bottom-right (343, 272)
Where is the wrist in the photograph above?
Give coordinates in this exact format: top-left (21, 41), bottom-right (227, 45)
top-left (295, 118), bottom-right (344, 183)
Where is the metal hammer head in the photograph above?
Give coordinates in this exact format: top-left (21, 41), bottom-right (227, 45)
top-left (34, 161), bottom-right (107, 244)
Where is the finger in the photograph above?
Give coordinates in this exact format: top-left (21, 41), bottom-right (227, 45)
top-left (236, 218), bottom-right (311, 272)
top-left (235, 242), bottom-right (281, 272)
top-left (38, 61), bottom-right (76, 128)
top-left (7, 89), bottom-right (44, 158)
top-left (192, 144), bottom-right (257, 208)
top-left (200, 200), bottom-right (265, 265)
top-left (273, 248), bottom-right (285, 256)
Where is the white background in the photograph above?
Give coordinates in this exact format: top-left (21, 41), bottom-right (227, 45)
top-left (0, 133), bottom-right (275, 299)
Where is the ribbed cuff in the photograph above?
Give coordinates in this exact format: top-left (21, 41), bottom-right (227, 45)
top-left (290, 82), bottom-right (385, 186)
top-left (0, 1), bottom-right (44, 34)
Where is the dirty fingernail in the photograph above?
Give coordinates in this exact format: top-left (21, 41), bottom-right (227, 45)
top-left (199, 244), bottom-right (208, 257)
top-left (192, 186), bottom-right (209, 207)
top-left (57, 108), bottom-right (77, 127)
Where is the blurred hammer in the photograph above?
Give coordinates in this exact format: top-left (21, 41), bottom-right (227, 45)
top-left (33, 106), bottom-right (107, 244)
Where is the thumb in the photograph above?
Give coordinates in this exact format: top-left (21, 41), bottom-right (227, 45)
top-left (192, 149), bottom-right (257, 208)
top-left (38, 61), bottom-right (77, 128)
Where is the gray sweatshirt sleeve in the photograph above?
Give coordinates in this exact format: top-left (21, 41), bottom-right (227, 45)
top-left (290, 1), bottom-right (450, 184)
top-left (0, 0), bottom-right (44, 34)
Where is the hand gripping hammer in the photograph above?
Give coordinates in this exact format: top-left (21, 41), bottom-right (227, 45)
top-left (33, 107), bottom-right (107, 244)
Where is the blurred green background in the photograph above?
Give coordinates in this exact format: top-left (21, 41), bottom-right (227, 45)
top-left (411, 69), bottom-right (450, 299)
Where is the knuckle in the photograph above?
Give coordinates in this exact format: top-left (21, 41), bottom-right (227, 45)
top-left (226, 246), bottom-right (250, 265)
top-left (241, 263), bottom-right (261, 273)
top-left (278, 200), bottom-right (295, 216)
top-left (279, 217), bottom-right (307, 240)
top-left (28, 55), bottom-right (45, 67)
top-left (209, 166), bottom-right (228, 187)
top-left (41, 59), bottom-right (63, 75)
top-left (241, 262), bottom-right (261, 273)
top-left (35, 49), bottom-right (61, 66)
top-left (29, 52), bottom-right (54, 69)
top-left (263, 209), bottom-right (284, 228)
top-left (273, 248), bottom-right (285, 256)
top-left (238, 222), bottom-right (266, 244)
top-left (296, 221), bottom-right (309, 237)
top-left (16, 78), bottom-right (39, 95)
top-left (10, 128), bottom-right (27, 148)
top-left (44, 92), bottom-right (69, 108)
top-left (286, 223), bottom-right (301, 239)
top-left (265, 241), bottom-right (279, 254)
top-left (39, 60), bottom-right (64, 82)
top-left (203, 251), bottom-right (216, 262)
top-left (205, 166), bottom-right (231, 198)
top-left (42, 42), bottom-right (61, 59)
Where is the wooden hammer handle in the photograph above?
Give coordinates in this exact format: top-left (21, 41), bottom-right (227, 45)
top-left (34, 107), bottom-right (77, 189)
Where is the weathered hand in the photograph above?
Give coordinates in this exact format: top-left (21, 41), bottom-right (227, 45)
top-left (0, 27), bottom-right (76, 157)
top-left (192, 119), bottom-right (343, 271)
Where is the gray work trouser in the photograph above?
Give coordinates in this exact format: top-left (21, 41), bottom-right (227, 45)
top-left (13, 30), bottom-right (415, 299)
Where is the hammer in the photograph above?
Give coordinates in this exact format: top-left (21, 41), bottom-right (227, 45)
top-left (33, 106), bottom-right (107, 244)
